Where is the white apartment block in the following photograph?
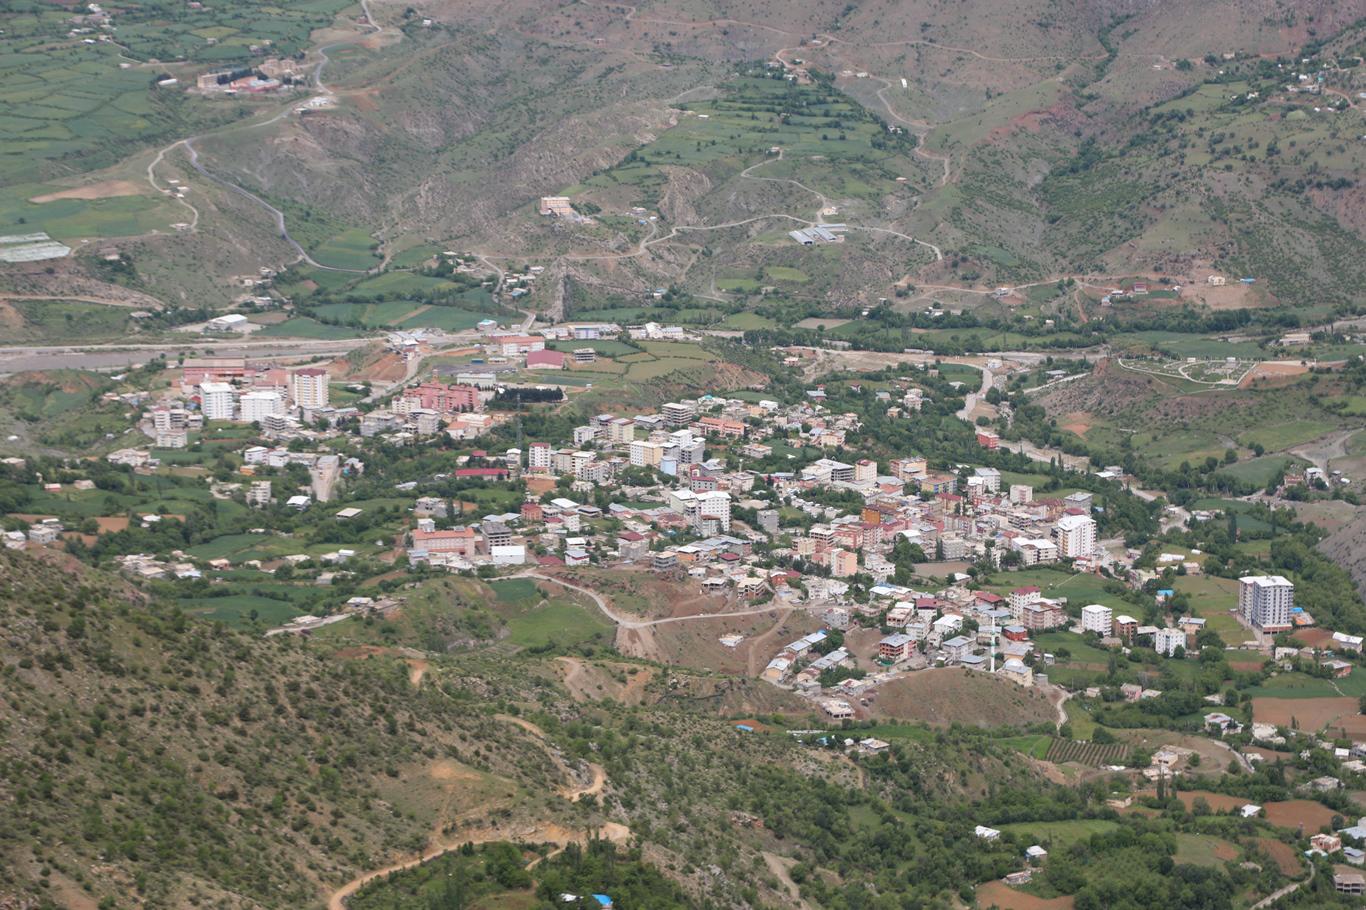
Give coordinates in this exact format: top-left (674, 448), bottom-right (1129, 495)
top-left (528, 442), bottom-right (552, 472)
top-left (1153, 627), bottom-right (1187, 657)
top-left (199, 381), bottom-right (235, 421)
top-left (697, 490), bottom-right (731, 532)
top-left (1080, 603), bottom-right (1113, 635)
top-left (1009, 484), bottom-right (1033, 504)
top-left (240, 390), bottom-right (285, 424)
top-left (1054, 514), bottom-right (1097, 559)
top-left (290, 368), bottom-right (330, 409)
top-left (1239, 575), bottom-right (1294, 631)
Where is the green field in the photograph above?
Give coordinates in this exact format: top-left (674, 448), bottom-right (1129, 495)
top-left (569, 74), bottom-right (921, 209)
top-left (178, 594), bottom-right (304, 627)
top-left (311, 227), bottom-right (381, 270)
top-left (1173, 833), bottom-right (1237, 869)
top-left (997, 819), bottom-right (1119, 849)
top-left (505, 601), bottom-right (612, 650)
top-left (342, 272), bottom-right (464, 298)
top-left (255, 317), bottom-right (366, 339)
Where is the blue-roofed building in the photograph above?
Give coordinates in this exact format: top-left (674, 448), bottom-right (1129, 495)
top-left (592, 895), bottom-right (614, 909)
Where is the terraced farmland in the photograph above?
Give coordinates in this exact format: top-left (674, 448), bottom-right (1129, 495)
top-left (1045, 738), bottom-right (1129, 766)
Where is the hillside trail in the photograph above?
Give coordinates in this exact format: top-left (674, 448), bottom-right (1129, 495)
top-left (326, 819), bottom-right (631, 910)
top-left (141, 4), bottom-right (389, 275)
top-left (509, 571), bottom-right (801, 630)
top-left (494, 712), bottom-right (607, 802)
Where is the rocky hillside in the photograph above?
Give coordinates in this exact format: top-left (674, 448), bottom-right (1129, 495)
top-left (1319, 511), bottom-right (1366, 603)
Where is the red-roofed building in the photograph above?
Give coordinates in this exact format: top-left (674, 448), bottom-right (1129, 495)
top-left (697, 416), bottom-right (747, 438)
top-left (526, 349), bottom-right (566, 370)
top-left (617, 530), bottom-right (649, 561)
top-left (521, 501), bottom-right (544, 523)
top-left (402, 382), bottom-right (481, 413)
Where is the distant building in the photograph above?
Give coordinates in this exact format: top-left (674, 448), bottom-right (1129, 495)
top-left (291, 368), bottom-right (330, 409)
top-left (199, 381), bottom-right (235, 421)
top-left (1239, 575), bottom-right (1293, 632)
top-left (1081, 604), bottom-right (1113, 635)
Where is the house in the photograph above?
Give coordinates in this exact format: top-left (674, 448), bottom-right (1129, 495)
top-left (1026, 845), bottom-right (1048, 863)
top-left (974, 825), bottom-right (1001, 840)
top-left (1311, 833), bottom-right (1342, 853)
top-left (942, 635), bottom-right (973, 663)
top-left (1204, 713), bottom-right (1242, 736)
top-left (1334, 871), bottom-right (1365, 895)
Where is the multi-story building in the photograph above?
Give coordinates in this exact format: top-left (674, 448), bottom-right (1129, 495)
top-left (1081, 603), bottom-right (1113, 636)
top-left (661, 401), bottom-right (697, 427)
top-left (1009, 484), bottom-right (1033, 504)
top-left (1239, 575), bottom-right (1294, 631)
top-left (528, 442), bottom-right (552, 473)
top-left (829, 547), bottom-right (857, 577)
top-left (1007, 586), bottom-right (1041, 622)
top-left (199, 381), bottom-right (235, 421)
top-left (696, 490), bottom-right (731, 533)
top-left (1154, 627), bottom-right (1187, 657)
top-left (240, 390), bottom-right (285, 424)
top-left (290, 367), bottom-right (330, 409)
top-left (247, 480), bottom-right (272, 508)
top-left (1053, 514), bottom-right (1097, 559)
top-left (629, 439), bottom-right (665, 468)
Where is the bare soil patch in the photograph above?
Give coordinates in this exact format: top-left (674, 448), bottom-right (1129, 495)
top-left (1252, 696), bottom-right (1357, 733)
top-left (1059, 410), bottom-right (1094, 437)
top-left (1253, 837), bottom-right (1301, 876)
top-left (1240, 361), bottom-right (1309, 388)
top-left (30, 179), bottom-right (144, 202)
top-left (869, 668), bottom-right (1057, 727)
top-left (976, 880), bottom-right (1074, 910)
top-left (1263, 800), bottom-right (1336, 832)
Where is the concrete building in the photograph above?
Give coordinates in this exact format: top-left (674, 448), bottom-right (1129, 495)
top-left (1081, 603), bottom-right (1113, 636)
top-left (290, 367), bottom-right (330, 409)
top-left (1154, 627), bottom-right (1187, 657)
top-left (1053, 514), bottom-right (1097, 559)
top-left (240, 390), bottom-right (285, 424)
top-left (199, 381), bottom-right (235, 421)
top-left (1239, 575), bottom-right (1294, 632)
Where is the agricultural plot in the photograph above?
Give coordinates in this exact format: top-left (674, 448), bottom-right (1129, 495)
top-left (998, 819), bottom-right (1120, 849)
top-left (1044, 738), bottom-right (1129, 766)
top-left (570, 73), bottom-right (920, 210)
top-left (311, 227), bottom-right (381, 270)
top-left (0, 0), bottom-right (349, 191)
top-left (255, 317), bottom-right (364, 339)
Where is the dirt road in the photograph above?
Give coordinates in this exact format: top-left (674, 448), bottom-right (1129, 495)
top-left (512, 572), bottom-right (802, 630)
top-left (326, 820), bottom-right (630, 910)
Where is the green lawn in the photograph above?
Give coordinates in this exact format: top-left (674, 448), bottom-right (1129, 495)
top-left (1174, 833), bottom-right (1237, 868)
top-left (311, 227), bottom-right (381, 270)
top-left (178, 594), bottom-right (304, 628)
top-left (505, 601), bottom-right (612, 650)
top-left (997, 819), bottom-right (1119, 848)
